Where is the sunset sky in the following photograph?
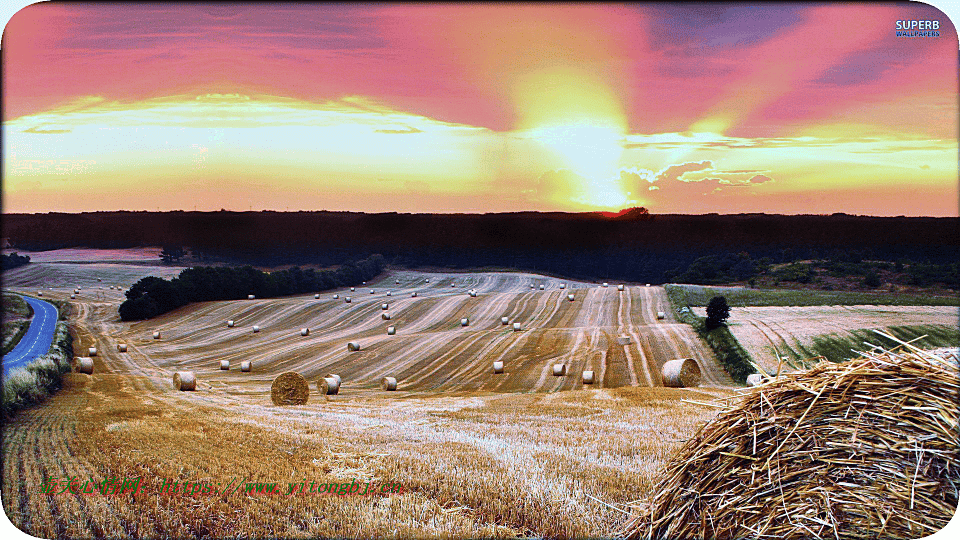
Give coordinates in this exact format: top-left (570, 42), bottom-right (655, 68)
top-left (2, 2), bottom-right (957, 215)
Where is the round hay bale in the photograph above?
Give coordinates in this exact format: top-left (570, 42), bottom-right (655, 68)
top-left (70, 294), bottom-right (76, 299)
top-left (617, 284), bottom-right (624, 291)
top-left (363, 281), bottom-right (366, 285)
top-left (602, 282), bottom-right (609, 288)
top-left (345, 296), bottom-right (352, 303)
top-left (117, 343), bottom-right (127, 353)
top-left (621, 349), bottom-right (960, 540)
top-left (746, 373), bottom-right (765, 387)
top-left (333, 294), bottom-right (340, 299)
top-left (552, 364), bottom-right (567, 376)
top-left (396, 279), bottom-right (400, 284)
top-left (370, 289), bottom-right (375, 294)
top-left (382, 312), bottom-right (391, 320)
top-left (617, 336), bottom-right (631, 346)
top-left (314, 294), bottom-right (320, 299)
top-left (567, 294), bottom-right (575, 301)
top-left (501, 316), bottom-right (509, 325)
top-left (656, 311), bottom-right (666, 320)
top-left (381, 303), bottom-right (389, 310)
top-left (88, 347), bottom-right (98, 357)
top-left (252, 325), bottom-right (260, 333)
top-left (153, 330), bottom-right (161, 339)
top-left (529, 283), bottom-right (534, 289)
top-left (77, 357), bottom-right (94, 374)
top-left (539, 284), bottom-right (545, 290)
top-left (387, 291), bottom-right (392, 296)
top-left (513, 322), bottom-right (522, 332)
top-left (347, 341), bottom-right (361, 352)
top-left (326, 373), bottom-right (342, 386)
top-left (469, 290), bottom-right (477, 297)
top-left (493, 361), bottom-right (504, 374)
top-left (318, 377), bottom-right (340, 395)
top-left (248, 294), bottom-right (255, 300)
top-left (661, 358), bottom-right (702, 387)
top-left (37, 291), bottom-right (43, 296)
top-left (451, 282), bottom-right (457, 287)
top-left (300, 328), bottom-right (310, 336)
top-left (240, 361), bottom-right (252, 372)
top-left (559, 283), bottom-right (566, 289)
top-left (270, 372), bottom-right (309, 405)
top-left (381, 377), bottom-right (397, 391)
top-left (219, 360), bottom-right (230, 370)
top-left (350, 287), bottom-right (355, 292)
top-left (227, 320), bottom-right (235, 327)
top-left (425, 278), bottom-right (430, 283)
top-left (387, 326), bottom-right (396, 335)
top-left (460, 317), bottom-right (469, 327)
top-left (411, 292), bottom-right (417, 297)
top-left (645, 283), bottom-right (650, 287)
top-left (582, 370), bottom-right (595, 384)
top-left (173, 371), bottom-right (196, 391)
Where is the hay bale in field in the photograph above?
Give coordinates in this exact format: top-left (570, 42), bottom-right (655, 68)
top-left (70, 294), bottom-right (76, 299)
top-left (387, 326), bottom-right (396, 335)
top-left (227, 320), bottom-right (235, 327)
top-left (552, 364), bottom-right (567, 376)
top-left (602, 282), bottom-right (609, 288)
top-left (37, 291), bottom-right (43, 296)
top-left (248, 294), bottom-right (255, 300)
top-left (618, 344), bottom-right (960, 540)
top-left (746, 373), bottom-right (765, 387)
top-left (300, 328), bottom-right (310, 336)
top-left (76, 357), bottom-right (94, 374)
top-left (240, 361), bottom-right (252, 372)
top-left (153, 330), bottom-right (161, 339)
top-left (396, 279), bottom-right (400, 284)
top-left (318, 377), bottom-right (340, 395)
top-left (382, 312), bottom-right (391, 320)
top-left (501, 316), bottom-right (509, 325)
top-left (469, 290), bottom-right (477, 297)
top-left (370, 289), bottom-right (375, 294)
top-left (173, 371), bottom-right (196, 391)
top-left (270, 372), bottom-right (309, 405)
top-left (493, 361), bottom-right (504, 374)
top-left (617, 284), bottom-right (624, 291)
top-left (347, 341), bottom-right (361, 351)
top-left (567, 294), bottom-right (575, 301)
top-left (460, 317), bottom-right (469, 327)
top-left (656, 311), bottom-right (666, 320)
top-left (314, 294), bottom-right (320, 299)
top-left (219, 360), bottom-right (230, 370)
top-left (539, 284), bottom-right (545, 290)
top-left (660, 358), bottom-right (701, 387)
top-left (582, 370), bottom-right (595, 384)
top-left (617, 336), bottom-right (631, 346)
top-left (381, 376), bottom-right (398, 391)
top-left (117, 344), bottom-right (127, 353)
top-left (559, 283), bottom-right (566, 289)
top-left (452, 283), bottom-right (457, 287)
top-left (387, 291), bottom-right (392, 296)
top-left (645, 283), bottom-right (650, 287)
top-left (381, 303), bottom-right (389, 310)
top-left (411, 292), bottom-right (417, 297)
top-left (325, 373), bottom-right (342, 386)
top-left (513, 322), bottom-right (521, 332)
top-left (345, 296), bottom-right (352, 303)
top-left (88, 347), bottom-right (97, 356)
top-left (334, 294), bottom-right (340, 299)
top-left (350, 287), bottom-right (355, 292)
top-left (252, 325), bottom-right (260, 333)
top-left (425, 278), bottom-right (430, 283)
top-left (530, 283), bottom-right (535, 289)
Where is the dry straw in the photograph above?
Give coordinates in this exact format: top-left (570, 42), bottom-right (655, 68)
top-left (240, 361), bottom-right (252, 372)
top-left (552, 364), bottom-right (567, 376)
top-left (227, 320), bottom-right (234, 327)
top-left (153, 330), bottom-right (161, 339)
top-left (582, 370), bottom-right (595, 384)
top-left (381, 376), bottom-right (398, 391)
top-left (387, 326), bottom-right (396, 335)
top-left (173, 371), bottom-right (196, 391)
top-left (326, 373), bottom-right (342, 386)
top-left (618, 335), bottom-right (960, 540)
top-left (117, 343), bottom-right (127, 353)
top-left (513, 322), bottom-right (522, 332)
top-left (501, 316), bottom-right (510, 325)
top-left (746, 373), bottom-right (765, 387)
top-left (347, 341), bottom-right (361, 351)
top-left (252, 325), bottom-right (260, 333)
top-left (460, 317), bottom-right (469, 327)
top-left (560, 283), bottom-right (566, 289)
top-left (88, 347), bottom-right (97, 357)
top-left (656, 311), bottom-right (666, 320)
top-left (382, 313), bottom-right (391, 320)
top-left (660, 358), bottom-right (701, 387)
top-left (219, 360), bottom-right (230, 370)
top-left (318, 377), bottom-right (340, 395)
top-left (568, 294), bottom-right (575, 301)
top-left (493, 361), bottom-right (504, 374)
top-left (300, 327), bottom-right (310, 336)
top-left (76, 357), bottom-right (94, 374)
top-left (270, 372), bottom-right (309, 405)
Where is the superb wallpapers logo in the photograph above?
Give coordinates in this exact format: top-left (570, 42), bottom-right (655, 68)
top-left (895, 19), bottom-right (941, 37)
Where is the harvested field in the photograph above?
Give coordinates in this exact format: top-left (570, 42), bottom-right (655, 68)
top-left (692, 305), bottom-right (958, 373)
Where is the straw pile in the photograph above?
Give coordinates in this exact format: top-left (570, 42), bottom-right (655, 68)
top-left (153, 330), bottom-right (161, 339)
top-left (227, 320), bottom-right (235, 327)
top-left (76, 357), bottom-right (94, 374)
top-left (387, 326), bottom-right (396, 335)
top-left (381, 303), bottom-right (389, 310)
top-left (381, 376), bottom-right (398, 391)
top-left (345, 297), bottom-right (352, 303)
top-left (501, 317), bottom-right (510, 325)
top-left (568, 294), bottom-right (575, 301)
top-left (411, 292), bottom-right (417, 297)
top-left (173, 371), bottom-right (196, 391)
top-left (315, 293), bottom-right (320, 299)
top-left (334, 294), bottom-right (340, 299)
top-left (318, 377), bottom-right (340, 395)
top-left (70, 294), bottom-right (76, 299)
top-left (552, 364), bottom-right (567, 376)
top-left (252, 325), bottom-right (260, 333)
top-left (326, 373), bottom-right (342, 386)
top-left (248, 294), bottom-right (255, 300)
top-left (240, 361), bottom-right (252, 372)
top-left (219, 360), bottom-right (230, 370)
top-left (617, 336), bottom-right (631, 345)
top-left (301, 328), bottom-right (310, 336)
top-left (656, 311), bottom-right (666, 320)
top-left (460, 317), bottom-right (469, 327)
top-left (618, 284), bottom-right (624, 291)
top-left (513, 322), bottom-right (522, 332)
top-left (382, 313), bottom-right (391, 320)
top-left (270, 372), bottom-right (309, 405)
top-left (560, 283), bottom-right (566, 289)
top-left (88, 347), bottom-right (98, 357)
top-left (347, 341), bottom-right (361, 351)
top-left (618, 342), bottom-right (960, 540)
top-left (661, 358), bottom-right (702, 387)
top-left (493, 361), bottom-right (504, 374)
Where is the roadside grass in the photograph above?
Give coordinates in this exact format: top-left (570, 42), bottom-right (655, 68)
top-left (664, 285), bottom-right (756, 384)
top-left (670, 284), bottom-right (960, 307)
top-left (1, 320), bottom-right (31, 355)
top-left (1, 292), bottom-right (35, 355)
top-left (1, 318), bottom-right (74, 419)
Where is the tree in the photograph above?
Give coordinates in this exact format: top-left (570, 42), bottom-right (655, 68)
top-left (159, 246), bottom-right (185, 264)
top-left (705, 295), bottom-right (730, 330)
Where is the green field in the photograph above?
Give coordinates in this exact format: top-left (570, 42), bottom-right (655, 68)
top-left (667, 284), bottom-right (960, 307)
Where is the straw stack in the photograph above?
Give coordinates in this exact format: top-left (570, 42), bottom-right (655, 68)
top-left (660, 358), bottom-right (701, 387)
top-left (270, 372), bottom-right (309, 405)
top-left (513, 322), bottom-right (522, 332)
top-left (219, 360), bottom-right (230, 370)
top-left (460, 317), bottom-right (469, 327)
top-left (582, 370), bottom-right (595, 384)
top-left (240, 361), bottom-right (252, 372)
top-left (552, 364), bottom-right (567, 376)
top-left (387, 326), bottom-right (396, 335)
top-left (381, 377), bottom-right (398, 391)
top-left (318, 377), bottom-right (340, 395)
top-left (173, 371), bottom-right (196, 391)
top-left (76, 357), bottom-right (94, 374)
top-left (382, 313), bottom-right (391, 320)
top-left (493, 361), bottom-right (504, 374)
top-left (117, 344), bottom-right (127, 353)
top-left (347, 341), bottom-right (361, 351)
top-left (617, 341), bottom-right (960, 540)
top-left (501, 317), bottom-right (510, 325)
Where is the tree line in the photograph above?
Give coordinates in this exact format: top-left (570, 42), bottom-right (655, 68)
top-left (118, 254), bottom-right (385, 321)
top-left (1, 253), bottom-right (31, 271)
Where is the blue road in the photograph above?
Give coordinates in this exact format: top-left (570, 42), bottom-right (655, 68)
top-left (2, 295), bottom-right (59, 376)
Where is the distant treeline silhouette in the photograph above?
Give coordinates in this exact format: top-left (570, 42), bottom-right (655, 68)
top-left (5, 211), bottom-right (957, 285)
top-left (1, 252), bottom-right (31, 271)
top-left (119, 254), bottom-right (385, 321)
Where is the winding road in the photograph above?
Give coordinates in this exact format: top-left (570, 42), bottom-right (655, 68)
top-left (2, 294), bottom-right (59, 375)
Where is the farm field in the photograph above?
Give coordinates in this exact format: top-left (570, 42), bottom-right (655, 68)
top-left (2, 251), bottom-right (736, 538)
top-left (692, 305), bottom-right (959, 373)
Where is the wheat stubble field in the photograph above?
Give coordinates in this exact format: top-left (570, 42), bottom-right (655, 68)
top-left (2, 250), bottom-right (739, 538)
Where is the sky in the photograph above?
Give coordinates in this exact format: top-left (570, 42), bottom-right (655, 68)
top-left (1, 2), bottom-right (958, 216)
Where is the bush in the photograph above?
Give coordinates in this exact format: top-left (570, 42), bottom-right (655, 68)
top-left (705, 296), bottom-right (730, 330)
